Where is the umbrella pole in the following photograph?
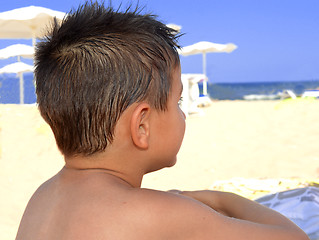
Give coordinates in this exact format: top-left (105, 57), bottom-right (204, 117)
top-left (202, 52), bottom-right (208, 96)
top-left (19, 73), bottom-right (24, 104)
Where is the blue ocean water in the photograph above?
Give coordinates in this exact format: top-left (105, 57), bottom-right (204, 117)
top-left (0, 73), bottom-right (319, 103)
top-left (205, 80), bottom-right (319, 100)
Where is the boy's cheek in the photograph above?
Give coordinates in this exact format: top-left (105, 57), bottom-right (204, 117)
top-left (180, 108), bottom-right (187, 120)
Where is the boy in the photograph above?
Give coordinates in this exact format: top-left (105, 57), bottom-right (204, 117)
top-left (16, 2), bottom-right (308, 239)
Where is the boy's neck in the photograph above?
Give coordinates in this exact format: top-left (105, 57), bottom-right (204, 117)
top-left (64, 153), bottom-right (145, 188)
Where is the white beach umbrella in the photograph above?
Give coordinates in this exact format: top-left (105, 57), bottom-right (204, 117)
top-left (0, 6), bottom-right (66, 45)
top-left (179, 41), bottom-right (237, 95)
top-left (166, 23), bottom-right (182, 33)
top-left (0, 44), bottom-right (34, 61)
top-left (0, 62), bottom-right (34, 104)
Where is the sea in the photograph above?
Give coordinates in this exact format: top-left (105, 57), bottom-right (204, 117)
top-left (0, 73), bottom-right (319, 103)
top-left (204, 80), bottom-right (319, 100)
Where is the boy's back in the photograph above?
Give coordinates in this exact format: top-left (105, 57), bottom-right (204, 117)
top-left (17, 168), bottom-right (166, 239)
top-left (17, 168), bottom-right (165, 239)
top-left (16, 166), bottom-right (310, 240)
top-left (16, 168), bottom-right (212, 240)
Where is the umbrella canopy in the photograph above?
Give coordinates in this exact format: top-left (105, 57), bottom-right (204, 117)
top-left (179, 41), bottom-right (237, 96)
top-left (166, 23), bottom-right (182, 33)
top-left (0, 44), bottom-right (34, 60)
top-left (178, 41), bottom-right (237, 56)
top-left (0, 62), bottom-right (34, 104)
top-left (0, 62), bottom-right (34, 74)
top-left (0, 6), bottom-right (66, 45)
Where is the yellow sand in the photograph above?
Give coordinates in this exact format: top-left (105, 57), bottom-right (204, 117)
top-left (1, 99), bottom-right (319, 239)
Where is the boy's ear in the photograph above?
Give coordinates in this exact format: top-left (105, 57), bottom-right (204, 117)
top-left (130, 103), bottom-right (151, 149)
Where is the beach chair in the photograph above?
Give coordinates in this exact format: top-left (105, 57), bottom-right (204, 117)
top-left (256, 187), bottom-right (319, 240)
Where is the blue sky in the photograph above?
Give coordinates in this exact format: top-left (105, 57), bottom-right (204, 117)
top-left (0, 0), bottom-right (318, 83)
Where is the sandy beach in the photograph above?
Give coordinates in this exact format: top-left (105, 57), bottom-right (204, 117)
top-left (1, 99), bottom-right (319, 239)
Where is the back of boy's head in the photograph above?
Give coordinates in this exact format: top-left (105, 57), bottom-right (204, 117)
top-left (35, 1), bottom-right (180, 157)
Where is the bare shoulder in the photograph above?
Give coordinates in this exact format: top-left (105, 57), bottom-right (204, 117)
top-left (120, 189), bottom-right (306, 240)
top-left (120, 188), bottom-right (224, 240)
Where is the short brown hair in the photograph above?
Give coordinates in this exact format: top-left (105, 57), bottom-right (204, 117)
top-left (35, 1), bottom-right (180, 157)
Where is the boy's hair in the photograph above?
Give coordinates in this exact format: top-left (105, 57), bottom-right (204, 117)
top-left (35, 1), bottom-right (180, 157)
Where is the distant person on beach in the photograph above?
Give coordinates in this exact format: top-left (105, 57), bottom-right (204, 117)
top-left (16, 2), bottom-right (308, 240)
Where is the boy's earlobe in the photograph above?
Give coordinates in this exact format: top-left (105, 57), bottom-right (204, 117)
top-left (131, 103), bottom-right (151, 149)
